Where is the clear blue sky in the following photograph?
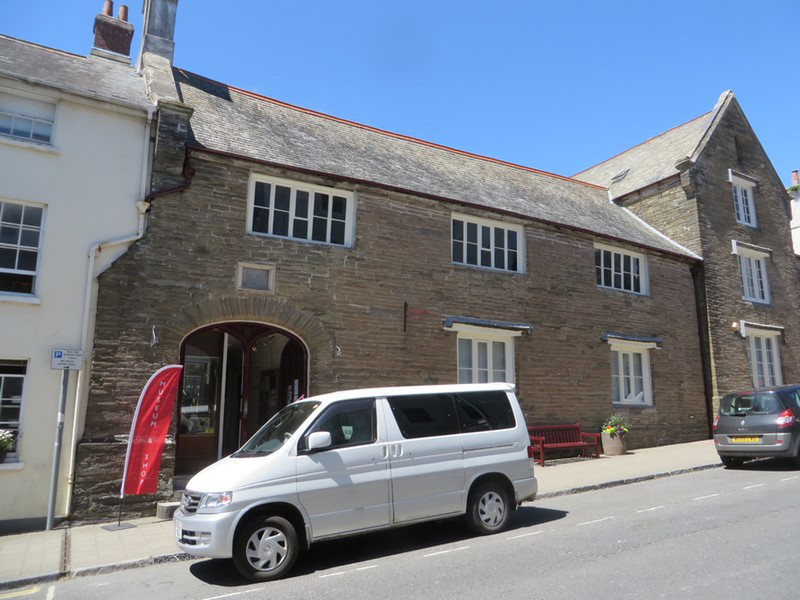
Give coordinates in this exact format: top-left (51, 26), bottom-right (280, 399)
top-left (5, 1), bottom-right (799, 185)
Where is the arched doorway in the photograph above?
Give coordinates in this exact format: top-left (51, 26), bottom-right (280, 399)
top-left (175, 322), bottom-right (308, 475)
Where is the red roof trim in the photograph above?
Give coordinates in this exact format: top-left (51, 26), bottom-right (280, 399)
top-left (173, 67), bottom-right (607, 191)
top-left (572, 112), bottom-right (712, 178)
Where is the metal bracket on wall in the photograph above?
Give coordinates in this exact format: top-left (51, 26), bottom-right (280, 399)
top-left (403, 301), bottom-right (429, 333)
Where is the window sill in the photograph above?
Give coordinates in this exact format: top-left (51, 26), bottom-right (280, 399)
top-left (741, 298), bottom-right (771, 306)
top-left (0, 294), bottom-right (41, 305)
top-left (597, 285), bottom-right (649, 297)
top-left (0, 462), bottom-right (24, 471)
top-left (452, 262), bottom-right (526, 276)
top-left (612, 402), bottom-right (653, 409)
top-left (247, 230), bottom-right (353, 250)
top-left (0, 135), bottom-right (58, 154)
top-left (735, 221), bottom-right (758, 230)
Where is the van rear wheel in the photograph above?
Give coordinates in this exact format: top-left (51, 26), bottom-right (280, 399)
top-left (233, 515), bottom-right (298, 582)
top-left (467, 482), bottom-right (510, 534)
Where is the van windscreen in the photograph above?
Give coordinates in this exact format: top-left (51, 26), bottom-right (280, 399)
top-left (234, 401), bottom-right (321, 457)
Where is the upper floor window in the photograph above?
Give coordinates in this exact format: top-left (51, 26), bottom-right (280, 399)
top-left (247, 175), bottom-right (355, 247)
top-left (0, 201), bottom-right (44, 295)
top-left (594, 243), bottom-right (648, 295)
top-left (729, 171), bottom-right (757, 228)
top-left (732, 241), bottom-right (770, 304)
top-left (0, 91), bottom-right (55, 145)
top-left (451, 214), bottom-right (524, 273)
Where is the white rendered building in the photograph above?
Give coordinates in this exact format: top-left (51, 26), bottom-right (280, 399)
top-left (0, 6), bottom-right (152, 530)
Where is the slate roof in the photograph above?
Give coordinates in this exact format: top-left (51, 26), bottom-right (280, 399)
top-left (0, 35), bottom-right (151, 112)
top-left (175, 69), bottom-right (696, 259)
top-left (573, 112), bottom-right (715, 199)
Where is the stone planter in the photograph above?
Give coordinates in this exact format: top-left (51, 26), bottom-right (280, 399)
top-left (601, 432), bottom-right (629, 455)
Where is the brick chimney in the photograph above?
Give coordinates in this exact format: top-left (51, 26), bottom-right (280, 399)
top-left (91, 1), bottom-right (134, 62)
top-left (792, 170), bottom-right (799, 187)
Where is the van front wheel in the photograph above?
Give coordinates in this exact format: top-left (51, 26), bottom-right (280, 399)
top-left (233, 515), bottom-right (298, 582)
top-left (467, 482), bottom-right (510, 534)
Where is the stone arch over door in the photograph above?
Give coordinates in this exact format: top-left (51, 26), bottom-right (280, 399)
top-left (162, 295), bottom-right (328, 350)
top-left (161, 296), bottom-right (332, 387)
top-left (165, 296), bottom-right (332, 475)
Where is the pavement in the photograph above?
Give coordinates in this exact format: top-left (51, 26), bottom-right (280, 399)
top-left (0, 438), bottom-right (721, 590)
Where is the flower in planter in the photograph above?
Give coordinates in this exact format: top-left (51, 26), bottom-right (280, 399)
top-left (0, 429), bottom-right (15, 452)
top-left (601, 415), bottom-right (631, 438)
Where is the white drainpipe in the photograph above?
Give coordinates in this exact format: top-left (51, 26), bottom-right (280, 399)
top-left (63, 106), bottom-right (154, 518)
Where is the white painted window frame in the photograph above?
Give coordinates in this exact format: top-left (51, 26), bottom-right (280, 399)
top-left (593, 242), bottom-right (649, 295)
top-left (451, 213), bottom-right (525, 274)
top-left (732, 241), bottom-right (770, 304)
top-left (607, 339), bottom-right (654, 406)
top-left (247, 174), bottom-right (356, 248)
top-left (0, 198), bottom-right (45, 298)
top-left (447, 323), bottom-right (520, 385)
top-left (236, 261), bottom-right (275, 294)
top-left (0, 88), bottom-right (57, 147)
top-left (744, 327), bottom-right (783, 388)
top-left (729, 170), bottom-right (757, 228)
top-left (0, 358), bottom-right (28, 463)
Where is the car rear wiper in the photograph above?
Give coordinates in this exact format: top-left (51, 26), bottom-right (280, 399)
top-left (731, 411), bottom-right (748, 417)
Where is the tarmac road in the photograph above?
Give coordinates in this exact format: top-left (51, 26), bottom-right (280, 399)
top-left (12, 459), bottom-right (800, 600)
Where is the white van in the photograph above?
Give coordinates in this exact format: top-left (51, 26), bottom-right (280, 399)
top-left (174, 382), bottom-right (538, 581)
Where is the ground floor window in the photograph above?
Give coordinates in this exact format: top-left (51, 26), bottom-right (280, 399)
top-left (443, 322), bottom-right (520, 384)
top-left (608, 339), bottom-right (654, 405)
top-left (458, 337), bottom-right (511, 383)
top-left (0, 359), bottom-right (25, 461)
top-left (746, 329), bottom-right (782, 388)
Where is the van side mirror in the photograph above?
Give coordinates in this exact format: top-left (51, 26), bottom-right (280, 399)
top-left (307, 431), bottom-right (332, 452)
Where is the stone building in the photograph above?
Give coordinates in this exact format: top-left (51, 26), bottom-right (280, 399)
top-left (68, 1), bottom-right (799, 520)
top-left (576, 93), bottom-right (800, 413)
top-left (70, 0), bottom-right (719, 519)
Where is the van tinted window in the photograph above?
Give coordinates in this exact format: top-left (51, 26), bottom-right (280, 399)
top-left (388, 394), bottom-right (459, 439)
top-left (299, 398), bottom-right (376, 451)
top-left (454, 391), bottom-right (515, 432)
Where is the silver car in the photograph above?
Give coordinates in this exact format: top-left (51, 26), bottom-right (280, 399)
top-left (713, 385), bottom-right (800, 468)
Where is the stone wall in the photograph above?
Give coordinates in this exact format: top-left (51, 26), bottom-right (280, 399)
top-left (691, 101), bottom-right (800, 408)
top-left (71, 149), bottom-right (709, 519)
top-left (622, 98), bottom-right (800, 415)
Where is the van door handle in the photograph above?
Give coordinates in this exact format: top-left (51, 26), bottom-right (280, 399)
top-left (391, 443), bottom-right (403, 458)
top-left (379, 445), bottom-right (389, 459)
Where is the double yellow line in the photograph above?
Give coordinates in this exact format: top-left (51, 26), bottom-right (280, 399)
top-left (0, 586), bottom-right (41, 599)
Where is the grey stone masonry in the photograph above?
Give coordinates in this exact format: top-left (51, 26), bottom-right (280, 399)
top-left (621, 95), bottom-right (800, 412)
top-left (71, 145), bottom-right (708, 519)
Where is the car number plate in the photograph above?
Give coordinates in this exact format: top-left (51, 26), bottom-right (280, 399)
top-left (731, 436), bottom-right (760, 443)
top-left (174, 519), bottom-right (182, 540)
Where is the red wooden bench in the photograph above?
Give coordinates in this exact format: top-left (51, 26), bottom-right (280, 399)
top-left (527, 424), bottom-right (601, 466)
